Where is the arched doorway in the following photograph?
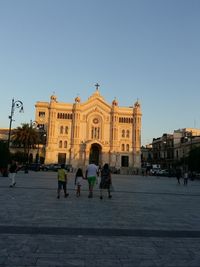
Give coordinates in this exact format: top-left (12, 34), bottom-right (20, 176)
top-left (89, 143), bottom-right (101, 165)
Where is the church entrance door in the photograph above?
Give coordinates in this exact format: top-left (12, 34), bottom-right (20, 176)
top-left (58, 153), bottom-right (66, 164)
top-left (89, 143), bottom-right (101, 165)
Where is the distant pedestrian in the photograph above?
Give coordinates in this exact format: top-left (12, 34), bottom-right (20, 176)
top-left (9, 160), bottom-right (18, 187)
top-left (85, 160), bottom-right (99, 198)
top-left (99, 163), bottom-right (112, 199)
top-left (184, 171), bottom-right (188, 186)
top-left (75, 168), bottom-right (84, 197)
top-left (57, 164), bottom-right (68, 199)
top-left (175, 168), bottom-right (182, 185)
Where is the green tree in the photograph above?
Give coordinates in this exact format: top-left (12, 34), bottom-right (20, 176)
top-left (188, 147), bottom-right (200, 172)
top-left (11, 123), bottom-right (39, 163)
top-left (0, 140), bottom-right (10, 176)
top-left (12, 151), bottom-right (27, 164)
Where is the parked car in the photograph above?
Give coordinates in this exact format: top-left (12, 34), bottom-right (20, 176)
top-left (52, 164), bottom-right (61, 171)
top-left (110, 167), bottom-right (120, 174)
top-left (43, 164), bottom-right (74, 172)
top-left (28, 163), bottom-right (42, 171)
top-left (157, 169), bottom-right (170, 177)
top-left (65, 164), bottom-right (73, 172)
top-left (43, 164), bottom-right (61, 171)
top-left (150, 168), bottom-right (161, 176)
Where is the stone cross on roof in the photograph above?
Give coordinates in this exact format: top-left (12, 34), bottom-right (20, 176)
top-left (95, 83), bottom-right (100, 90)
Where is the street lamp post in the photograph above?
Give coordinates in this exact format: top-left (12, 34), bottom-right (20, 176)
top-left (8, 98), bottom-right (24, 149)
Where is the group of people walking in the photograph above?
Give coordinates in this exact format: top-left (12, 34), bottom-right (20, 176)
top-left (8, 161), bottom-right (192, 198)
top-left (7, 160), bottom-right (113, 200)
top-left (57, 161), bottom-right (112, 200)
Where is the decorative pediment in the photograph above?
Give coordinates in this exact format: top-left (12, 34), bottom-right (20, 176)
top-left (83, 104), bottom-right (109, 122)
top-left (82, 96), bottom-right (111, 113)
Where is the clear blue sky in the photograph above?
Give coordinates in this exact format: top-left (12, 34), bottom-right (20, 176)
top-left (0, 0), bottom-right (200, 145)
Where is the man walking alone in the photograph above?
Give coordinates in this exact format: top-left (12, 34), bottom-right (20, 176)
top-left (9, 160), bottom-right (18, 187)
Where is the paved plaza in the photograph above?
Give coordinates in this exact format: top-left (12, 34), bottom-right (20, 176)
top-left (0, 171), bottom-right (200, 267)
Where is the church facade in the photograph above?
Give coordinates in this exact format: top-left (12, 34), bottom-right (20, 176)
top-left (35, 87), bottom-right (142, 169)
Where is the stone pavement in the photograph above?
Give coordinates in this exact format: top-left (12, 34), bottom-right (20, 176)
top-left (0, 171), bottom-right (200, 267)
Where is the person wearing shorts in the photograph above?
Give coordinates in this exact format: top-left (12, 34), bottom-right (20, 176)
top-left (85, 161), bottom-right (99, 198)
top-left (57, 164), bottom-right (69, 199)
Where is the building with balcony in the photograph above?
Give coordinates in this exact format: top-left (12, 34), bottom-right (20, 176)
top-left (173, 128), bottom-right (200, 164)
top-left (152, 128), bottom-right (200, 170)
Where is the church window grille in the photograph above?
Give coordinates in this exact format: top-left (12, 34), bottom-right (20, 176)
top-left (126, 130), bottom-right (130, 138)
top-left (59, 140), bottom-right (62, 148)
top-left (119, 117), bottom-right (133, 123)
top-left (91, 127), bottom-right (100, 139)
top-left (39, 111), bottom-right (45, 117)
top-left (57, 113), bottom-right (73, 120)
top-left (64, 141), bottom-right (67, 148)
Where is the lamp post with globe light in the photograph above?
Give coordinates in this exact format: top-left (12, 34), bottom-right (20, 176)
top-left (8, 98), bottom-right (24, 150)
top-left (3, 98), bottom-right (23, 177)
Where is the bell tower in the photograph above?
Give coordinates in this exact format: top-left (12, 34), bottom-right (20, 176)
top-left (133, 100), bottom-right (142, 167)
top-left (70, 96), bottom-right (81, 165)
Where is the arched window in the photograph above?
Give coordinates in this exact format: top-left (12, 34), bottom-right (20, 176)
top-left (64, 141), bottom-right (67, 148)
top-left (126, 130), bottom-right (130, 138)
top-left (91, 127), bottom-right (94, 139)
top-left (126, 144), bottom-right (129, 152)
top-left (65, 126), bottom-right (68, 134)
top-left (91, 127), bottom-right (100, 139)
top-left (60, 126), bottom-right (63, 134)
top-left (122, 130), bottom-right (125, 138)
top-left (121, 144), bottom-right (125, 151)
top-left (59, 140), bottom-right (62, 148)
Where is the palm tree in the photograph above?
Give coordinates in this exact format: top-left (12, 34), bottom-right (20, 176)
top-left (11, 123), bottom-right (39, 163)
